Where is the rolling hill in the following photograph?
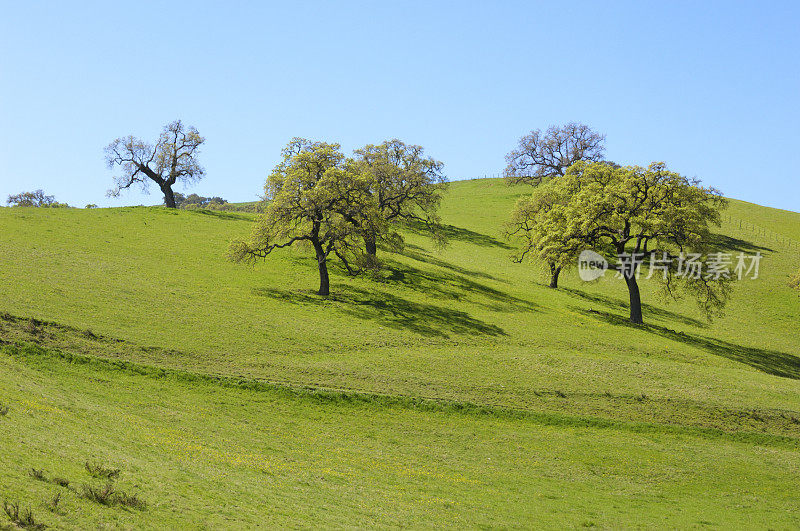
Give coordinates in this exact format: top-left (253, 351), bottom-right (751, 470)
top-left (1, 178), bottom-right (798, 528)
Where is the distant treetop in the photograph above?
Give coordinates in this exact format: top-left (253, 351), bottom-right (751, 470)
top-left (7, 190), bottom-right (69, 208)
top-left (504, 122), bottom-right (605, 186)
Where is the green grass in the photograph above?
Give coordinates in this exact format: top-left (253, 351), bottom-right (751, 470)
top-left (1, 178), bottom-right (799, 527)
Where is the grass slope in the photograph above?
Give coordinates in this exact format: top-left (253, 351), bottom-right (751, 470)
top-left (1, 178), bottom-right (799, 527)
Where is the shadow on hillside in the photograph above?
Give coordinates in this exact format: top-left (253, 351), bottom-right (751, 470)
top-left (578, 308), bottom-right (800, 380)
top-left (708, 234), bottom-right (772, 253)
top-left (186, 209), bottom-right (251, 221)
top-left (380, 258), bottom-right (538, 312)
top-left (398, 246), bottom-right (501, 282)
top-left (563, 288), bottom-right (707, 328)
top-left (253, 285), bottom-right (506, 338)
top-left (404, 220), bottom-right (511, 249)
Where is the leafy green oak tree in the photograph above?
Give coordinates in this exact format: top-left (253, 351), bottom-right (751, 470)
top-left (506, 182), bottom-right (585, 288)
top-left (508, 161), bottom-right (730, 324)
top-left (105, 120), bottom-right (205, 208)
top-left (228, 138), bottom-right (380, 296)
top-left (504, 122), bottom-right (605, 287)
top-left (352, 139), bottom-right (446, 258)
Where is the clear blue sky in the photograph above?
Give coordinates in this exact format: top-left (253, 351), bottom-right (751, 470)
top-left (1, 1), bottom-right (798, 211)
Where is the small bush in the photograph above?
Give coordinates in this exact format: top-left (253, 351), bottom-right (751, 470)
top-left (81, 483), bottom-right (115, 506)
top-left (114, 491), bottom-right (147, 510)
top-left (81, 484), bottom-right (145, 510)
top-left (85, 204), bottom-right (98, 209)
top-left (0, 404), bottom-right (8, 416)
top-left (84, 461), bottom-right (120, 480)
top-left (46, 492), bottom-right (60, 513)
top-left (28, 468), bottom-right (46, 481)
top-left (2, 500), bottom-right (46, 529)
top-left (52, 477), bottom-right (69, 488)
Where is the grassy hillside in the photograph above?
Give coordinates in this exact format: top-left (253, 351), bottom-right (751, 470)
top-left (1, 178), bottom-right (799, 527)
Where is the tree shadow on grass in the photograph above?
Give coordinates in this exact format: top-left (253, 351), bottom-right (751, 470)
top-left (403, 220), bottom-right (511, 249)
top-left (562, 287), bottom-right (707, 328)
top-left (186, 209), bottom-right (252, 221)
top-left (252, 285), bottom-right (506, 338)
top-left (396, 246), bottom-right (502, 282)
top-left (379, 258), bottom-right (538, 312)
top-left (577, 308), bottom-right (800, 380)
top-left (708, 234), bottom-right (773, 253)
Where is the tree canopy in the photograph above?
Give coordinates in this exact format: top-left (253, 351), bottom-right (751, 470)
top-left (504, 122), bottom-right (605, 186)
top-left (228, 138), bottom-right (381, 296)
top-left (171, 193), bottom-right (227, 209)
top-left (105, 120), bottom-right (205, 208)
top-left (352, 139), bottom-right (447, 257)
top-left (6, 190), bottom-right (68, 208)
top-left (508, 161), bottom-right (730, 323)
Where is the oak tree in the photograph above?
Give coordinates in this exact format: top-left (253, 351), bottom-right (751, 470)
top-left (504, 122), bottom-right (606, 186)
top-left (228, 139), bottom-right (378, 296)
top-left (6, 190), bottom-right (65, 207)
top-left (503, 122), bottom-right (605, 287)
top-left (352, 139), bottom-right (446, 257)
top-left (105, 120), bottom-right (205, 208)
top-left (508, 161), bottom-right (730, 324)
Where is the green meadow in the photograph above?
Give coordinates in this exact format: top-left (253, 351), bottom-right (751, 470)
top-left (1, 178), bottom-right (799, 528)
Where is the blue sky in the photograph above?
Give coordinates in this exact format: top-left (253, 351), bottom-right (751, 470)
top-left (1, 1), bottom-right (798, 211)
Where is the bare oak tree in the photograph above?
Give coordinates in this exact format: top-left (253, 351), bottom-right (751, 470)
top-left (503, 122), bottom-right (605, 287)
top-left (504, 122), bottom-right (605, 186)
top-left (105, 120), bottom-right (205, 208)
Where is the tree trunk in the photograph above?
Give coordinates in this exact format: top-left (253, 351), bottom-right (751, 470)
top-left (313, 241), bottom-right (330, 296)
top-left (162, 185), bottom-right (177, 208)
top-left (364, 235), bottom-right (377, 257)
top-left (624, 273), bottom-right (644, 324)
top-left (549, 263), bottom-right (562, 289)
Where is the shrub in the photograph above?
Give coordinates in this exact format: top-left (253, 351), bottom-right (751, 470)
top-left (81, 483), bottom-right (115, 505)
top-left (81, 484), bottom-right (146, 510)
top-left (2, 500), bottom-right (46, 529)
top-left (0, 404), bottom-right (8, 416)
top-left (46, 491), bottom-right (61, 513)
top-left (28, 468), bottom-right (46, 481)
top-left (84, 461), bottom-right (120, 480)
top-left (52, 477), bottom-right (69, 488)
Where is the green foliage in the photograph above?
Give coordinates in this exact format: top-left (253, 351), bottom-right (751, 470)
top-left (509, 162), bottom-right (731, 321)
top-left (171, 193), bottom-right (228, 209)
top-left (353, 139), bottom-right (447, 252)
top-left (229, 138), bottom-right (382, 293)
top-left (7, 190), bottom-right (68, 208)
top-left (105, 120), bottom-right (205, 207)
